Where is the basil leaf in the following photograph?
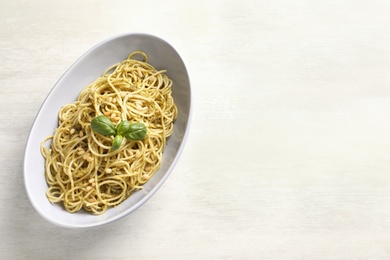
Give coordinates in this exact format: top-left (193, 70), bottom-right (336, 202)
top-left (123, 123), bottom-right (147, 141)
top-left (116, 120), bottom-right (131, 135)
top-left (91, 116), bottom-right (116, 136)
top-left (111, 135), bottom-right (123, 150)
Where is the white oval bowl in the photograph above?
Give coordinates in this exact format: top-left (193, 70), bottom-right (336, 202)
top-left (23, 33), bottom-right (192, 228)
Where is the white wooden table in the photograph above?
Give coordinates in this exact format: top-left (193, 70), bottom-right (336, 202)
top-left (1, 0), bottom-right (390, 259)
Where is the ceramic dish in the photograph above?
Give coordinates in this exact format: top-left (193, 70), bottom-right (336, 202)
top-left (23, 33), bottom-right (191, 228)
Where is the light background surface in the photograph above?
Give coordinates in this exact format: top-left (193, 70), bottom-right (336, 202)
top-left (1, 0), bottom-right (390, 259)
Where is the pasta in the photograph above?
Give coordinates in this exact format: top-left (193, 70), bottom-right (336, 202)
top-left (40, 51), bottom-right (178, 214)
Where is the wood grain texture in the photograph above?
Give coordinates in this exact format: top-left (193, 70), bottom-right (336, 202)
top-left (1, 0), bottom-right (390, 259)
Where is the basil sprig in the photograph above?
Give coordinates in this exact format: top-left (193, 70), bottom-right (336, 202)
top-left (90, 115), bottom-right (147, 150)
top-left (123, 123), bottom-right (148, 141)
top-left (116, 120), bottom-right (131, 135)
top-left (111, 135), bottom-right (123, 151)
top-left (90, 115), bottom-right (116, 136)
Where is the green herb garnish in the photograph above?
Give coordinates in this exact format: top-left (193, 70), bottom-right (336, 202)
top-left (123, 123), bottom-right (148, 141)
top-left (90, 115), bottom-right (116, 136)
top-left (111, 134), bottom-right (123, 151)
top-left (90, 115), bottom-right (147, 150)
